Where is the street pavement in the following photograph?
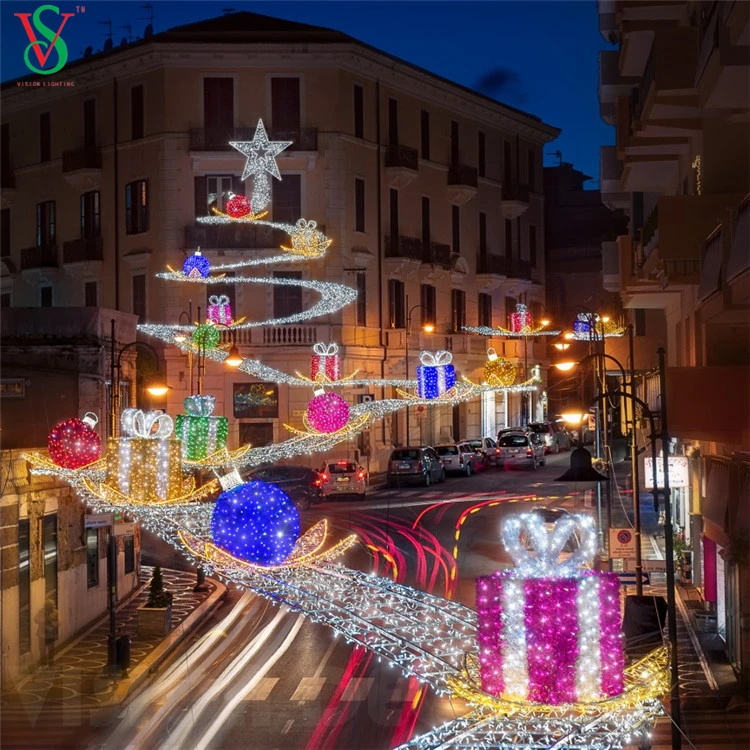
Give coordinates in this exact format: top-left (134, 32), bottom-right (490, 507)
top-left (3, 451), bottom-right (746, 749)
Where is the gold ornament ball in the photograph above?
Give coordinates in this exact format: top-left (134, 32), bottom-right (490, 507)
top-left (484, 357), bottom-right (517, 387)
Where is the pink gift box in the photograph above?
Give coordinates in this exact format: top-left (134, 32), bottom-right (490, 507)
top-left (311, 342), bottom-right (341, 382)
top-left (207, 295), bottom-right (233, 326)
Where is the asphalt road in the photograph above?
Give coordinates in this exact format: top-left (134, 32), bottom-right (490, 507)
top-left (107, 451), bottom-right (585, 750)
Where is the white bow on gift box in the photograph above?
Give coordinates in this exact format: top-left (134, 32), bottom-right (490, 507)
top-left (121, 408), bottom-right (174, 438)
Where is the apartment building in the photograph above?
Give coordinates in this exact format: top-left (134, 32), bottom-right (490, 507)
top-left (1, 11), bottom-right (560, 472)
top-left (598, 0), bottom-right (750, 680)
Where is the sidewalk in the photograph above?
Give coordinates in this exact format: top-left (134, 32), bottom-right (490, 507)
top-left (1, 566), bottom-right (225, 748)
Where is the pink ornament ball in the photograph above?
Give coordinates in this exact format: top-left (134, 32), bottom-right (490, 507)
top-left (226, 194), bottom-right (252, 219)
top-left (306, 393), bottom-right (349, 434)
top-left (48, 417), bottom-right (101, 469)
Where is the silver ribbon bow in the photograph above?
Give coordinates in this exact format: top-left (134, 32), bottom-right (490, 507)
top-left (313, 342), bottom-right (339, 357)
top-left (183, 394), bottom-right (216, 418)
top-left (121, 408), bottom-right (174, 439)
top-left (419, 350), bottom-right (453, 367)
top-left (501, 512), bottom-right (598, 578)
top-left (209, 295), bottom-right (230, 307)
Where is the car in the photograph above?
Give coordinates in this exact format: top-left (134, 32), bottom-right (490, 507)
top-left (496, 432), bottom-right (546, 469)
top-left (527, 422), bottom-right (571, 454)
top-left (498, 425), bottom-right (533, 441)
top-left (434, 442), bottom-right (478, 476)
top-left (246, 465), bottom-right (323, 509)
top-left (319, 459), bottom-right (367, 498)
top-left (466, 436), bottom-right (501, 466)
top-left (387, 447), bottom-right (445, 488)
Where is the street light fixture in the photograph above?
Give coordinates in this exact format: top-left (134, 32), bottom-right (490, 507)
top-left (225, 345), bottom-right (243, 368)
top-left (404, 298), bottom-right (434, 446)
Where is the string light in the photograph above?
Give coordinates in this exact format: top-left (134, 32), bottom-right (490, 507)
top-left (280, 219), bottom-right (332, 258)
top-left (175, 395), bottom-right (229, 460)
top-left (47, 413), bottom-right (101, 469)
top-left (464, 303), bottom-right (560, 338)
top-left (572, 313), bottom-right (626, 340)
top-left (416, 351), bottom-right (456, 399)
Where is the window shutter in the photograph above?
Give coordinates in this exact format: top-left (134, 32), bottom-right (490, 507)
top-left (194, 177), bottom-right (207, 218)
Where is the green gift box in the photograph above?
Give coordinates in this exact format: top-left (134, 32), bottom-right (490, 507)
top-left (175, 395), bottom-right (228, 460)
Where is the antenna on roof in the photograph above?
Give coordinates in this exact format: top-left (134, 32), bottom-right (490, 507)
top-left (100, 19), bottom-right (113, 51)
top-left (545, 150), bottom-right (563, 166)
top-left (121, 24), bottom-right (133, 43)
top-left (140, 3), bottom-right (154, 36)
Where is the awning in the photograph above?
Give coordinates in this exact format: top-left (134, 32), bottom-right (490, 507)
top-left (703, 456), bottom-right (731, 528)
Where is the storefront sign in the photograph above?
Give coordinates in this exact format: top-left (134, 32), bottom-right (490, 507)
top-left (609, 527), bottom-right (636, 559)
top-left (85, 513), bottom-right (113, 528)
top-left (644, 456), bottom-right (689, 488)
top-left (0, 379), bottom-right (26, 397)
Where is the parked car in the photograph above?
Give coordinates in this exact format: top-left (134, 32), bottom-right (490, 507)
top-left (496, 432), bottom-right (546, 470)
top-left (246, 465), bottom-right (323, 509)
top-left (527, 422), bottom-right (571, 454)
top-left (319, 459), bottom-right (367, 498)
top-left (466, 437), bottom-right (501, 466)
top-left (434, 442), bottom-right (478, 476)
top-left (498, 426), bottom-right (533, 441)
top-left (387, 447), bottom-right (445, 488)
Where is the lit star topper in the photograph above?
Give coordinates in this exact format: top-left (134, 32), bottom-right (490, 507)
top-left (230, 119), bottom-right (293, 212)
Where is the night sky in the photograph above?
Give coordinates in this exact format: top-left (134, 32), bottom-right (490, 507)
top-left (2, 0), bottom-right (614, 184)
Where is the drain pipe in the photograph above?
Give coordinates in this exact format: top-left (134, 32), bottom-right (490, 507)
top-left (113, 77), bottom-right (120, 310)
top-left (376, 80), bottom-right (387, 447)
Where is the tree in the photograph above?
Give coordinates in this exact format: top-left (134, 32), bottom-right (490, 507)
top-left (147, 565), bottom-right (173, 608)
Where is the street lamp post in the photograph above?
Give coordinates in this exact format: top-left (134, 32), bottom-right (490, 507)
top-left (404, 297), bottom-right (434, 446)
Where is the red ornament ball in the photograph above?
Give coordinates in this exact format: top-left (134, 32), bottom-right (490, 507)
top-left (48, 417), bottom-right (102, 469)
top-left (226, 194), bottom-right (252, 219)
top-left (305, 392), bottom-right (349, 434)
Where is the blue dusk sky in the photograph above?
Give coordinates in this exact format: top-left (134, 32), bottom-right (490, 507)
top-left (1, 0), bottom-right (614, 184)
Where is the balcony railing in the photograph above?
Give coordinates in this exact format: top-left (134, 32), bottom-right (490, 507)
top-left (385, 234), bottom-right (423, 261)
top-left (21, 244), bottom-right (58, 270)
top-left (507, 258), bottom-right (533, 280)
top-left (189, 127), bottom-right (317, 151)
top-left (477, 253), bottom-right (507, 275)
top-left (220, 326), bottom-right (319, 346)
top-left (185, 223), bottom-right (287, 250)
top-left (385, 144), bottom-right (418, 171)
top-left (63, 236), bottom-right (103, 264)
top-left (62, 146), bottom-right (102, 172)
top-left (502, 182), bottom-right (531, 202)
top-left (425, 241), bottom-right (451, 268)
top-left (447, 164), bottom-right (478, 188)
top-left (662, 258), bottom-right (701, 278)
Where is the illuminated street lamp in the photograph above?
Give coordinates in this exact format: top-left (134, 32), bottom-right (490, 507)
top-left (225, 345), bottom-right (243, 368)
top-left (404, 298), bottom-right (434, 445)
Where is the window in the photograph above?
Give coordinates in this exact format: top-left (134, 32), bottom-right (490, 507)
top-left (273, 270), bottom-right (302, 317)
top-left (635, 308), bottom-right (646, 337)
top-left (18, 518), bottom-right (30, 653)
top-left (388, 98), bottom-right (398, 145)
top-left (505, 219), bottom-right (513, 257)
top-left (504, 140), bottom-right (512, 184)
top-left (125, 180), bottom-right (148, 234)
top-left (85, 281), bottom-right (98, 307)
top-left (420, 110), bottom-right (430, 160)
top-left (199, 174), bottom-right (239, 216)
top-left (272, 174), bottom-right (301, 223)
top-left (528, 149), bottom-right (536, 191)
top-left (529, 225), bottom-right (537, 266)
top-left (505, 296), bottom-right (517, 327)
top-left (389, 188), bottom-right (399, 237)
top-left (131, 85), bottom-right (144, 140)
top-left (479, 212), bottom-right (487, 255)
top-left (451, 121), bottom-right (459, 165)
top-left (40, 112), bottom-right (51, 162)
top-left (36, 200), bottom-right (55, 246)
top-left (43, 514), bottom-right (58, 608)
top-left (233, 383), bottom-right (279, 419)
top-left (132, 274), bottom-right (146, 320)
top-left (452, 205), bottom-right (460, 254)
top-left (239, 422), bottom-right (274, 447)
top-left (124, 537), bottom-right (135, 574)
top-left (389, 278), bottom-right (405, 328)
top-left (80, 190), bottom-right (100, 238)
top-left (271, 77), bottom-right (300, 132)
top-left (40, 286), bottom-right (52, 308)
top-left (1, 208), bottom-right (9, 257)
top-left (86, 528), bottom-right (99, 588)
top-left (451, 289), bottom-right (466, 331)
top-left (356, 271), bottom-right (367, 326)
top-left (478, 132), bottom-right (486, 178)
top-left (421, 196), bottom-right (431, 250)
top-left (478, 293), bottom-right (492, 327)
top-left (420, 284), bottom-right (436, 327)
top-left (204, 77), bottom-right (234, 139)
top-left (353, 84), bottom-right (364, 139)
top-left (355, 178), bottom-right (365, 232)
top-left (84, 99), bottom-right (96, 146)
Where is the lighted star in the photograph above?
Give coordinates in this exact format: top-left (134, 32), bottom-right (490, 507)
top-left (230, 119), bottom-right (293, 182)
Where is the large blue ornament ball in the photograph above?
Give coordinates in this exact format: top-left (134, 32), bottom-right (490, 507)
top-left (183, 251), bottom-right (211, 278)
top-left (210, 481), bottom-right (301, 566)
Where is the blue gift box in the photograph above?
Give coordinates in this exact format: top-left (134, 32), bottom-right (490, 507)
top-left (416, 351), bottom-right (456, 399)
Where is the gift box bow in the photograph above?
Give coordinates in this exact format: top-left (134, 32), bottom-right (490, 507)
top-left (501, 512), bottom-right (597, 578)
top-left (419, 350), bottom-right (453, 367)
top-left (121, 408), bottom-right (174, 439)
top-left (312, 342), bottom-right (338, 357)
top-left (209, 294), bottom-right (230, 308)
top-left (183, 394), bottom-right (216, 418)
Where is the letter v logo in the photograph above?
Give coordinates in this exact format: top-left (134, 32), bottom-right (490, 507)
top-left (15, 5), bottom-right (75, 75)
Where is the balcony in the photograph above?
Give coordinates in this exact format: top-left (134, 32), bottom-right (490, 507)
top-left (63, 237), bottom-right (103, 264)
top-left (600, 146), bottom-right (627, 210)
top-left (384, 234), bottom-right (423, 263)
top-left (599, 50), bottom-right (640, 124)
top-left (507, 258), bottom-right (533, 281)
top-left (189, 127), bottom-right (318, 152)
top-left (501, 181), bottom-right (530, 219)
top-left (185, 223), bottom-right (287, 251)
top-left (476, 253), bottom-right (507, 276)
top-left (425, 241), bottom-right (451, 268)
top-left (384, 144), bottom-right (418, 188)
top-left (62, 145), bottom-right (102, 190)
top-left (21, 244), bottom-right (58, 270)
top-left (447, 164), bottom-right (478, 205)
